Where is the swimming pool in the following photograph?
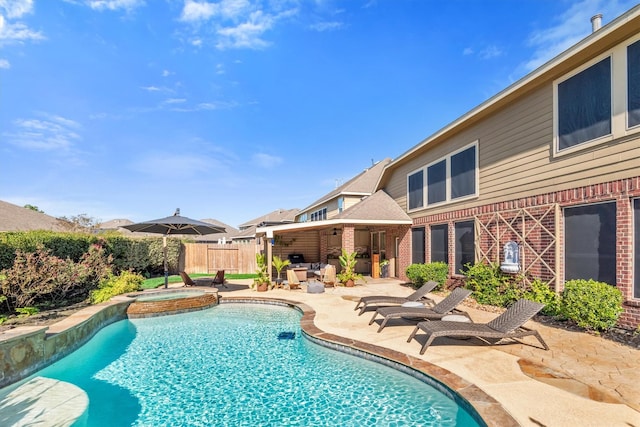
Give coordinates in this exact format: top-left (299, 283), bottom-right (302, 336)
top-left (16, 303), bottom-right (480, 426)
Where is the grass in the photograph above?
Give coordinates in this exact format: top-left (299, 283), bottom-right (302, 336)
top-left (141, 273), bottom-right (257, 289)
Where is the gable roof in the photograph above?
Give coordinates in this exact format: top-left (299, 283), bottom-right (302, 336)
top-left (336, 190), bottom-right (411, 222)
top-left (194, 218), bottom-right (240, 242)
top-left (377, 5), bottom-right (640, 187)
top-left (0, 200), bottom-right (70, 232)
top-left (301, 158), bottom-right (392, 213)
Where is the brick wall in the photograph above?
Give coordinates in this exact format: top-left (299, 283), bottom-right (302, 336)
top-left (405, 176), bottom-right (640, 329)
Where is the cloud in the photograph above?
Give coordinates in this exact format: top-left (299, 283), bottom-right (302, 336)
top-left (5, 114), bottom-right (82, 152)
top-left (462, 47), bottom-right (473, 56)
top-left (84, 0), bottom-right (145, 12)
top-left (162, 69), bottom-right (173, 77)
top-left (478, 45), bottom-right (503, 59)
top-left (131, 152), bottom-right (213, 177)
top-left (0, 0), bottom-right (34, 18)
top-left (179, 1), bottom-right (299, 50)
top-left (0, 14), bottom-right (45, 45)
top-left (309, 21), bottom-right (343, 32)
top-left (180, 0), bottom-right (250, 22)
top-left (252, 152), bottom-right (282, 169)
top-left (0, 58), bottom-right (9, 68)
top-left (522, 0), bottom-right (636, 72)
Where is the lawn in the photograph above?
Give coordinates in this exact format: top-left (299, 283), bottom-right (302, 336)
top-left (142, 273), bottom-right (256, 289)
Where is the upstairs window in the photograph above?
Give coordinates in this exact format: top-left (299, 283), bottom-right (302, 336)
top-left (557, 57), bottom-right (611, 151)
top-left (451, 145), bottom-right (476, 199)
top-left (310, 208), bottom-right (327, 222)
top-left (408, 170), bottom-right (424, 210)
top-left (628, 40), bottom-right (640, 128)
top-left (427, 160), bottom-right (446, 205)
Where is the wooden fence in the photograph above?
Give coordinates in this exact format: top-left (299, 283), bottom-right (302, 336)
top-left (183, 243), bottom-right (258, 274)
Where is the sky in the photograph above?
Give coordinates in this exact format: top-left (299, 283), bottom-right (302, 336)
top-left (1, 0), bottom-right (637, 229)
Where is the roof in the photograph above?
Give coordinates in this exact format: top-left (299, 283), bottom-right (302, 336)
top-left (194, 219), bottom-right (240, 242)
top-left (256, 190), bottom-right (411, 236)
top-left (335, 190), bottom-right (411, 222)
top-left (237, 208), bottom-right (299, 229)
top-left (377, 4), bottom-right (640, 187)
top-left (0, 200), bottom-right (70, 232)
top-left (301, 158), bottom-right (392, 213)
top-left (97, 218), bottom-right (134, 230)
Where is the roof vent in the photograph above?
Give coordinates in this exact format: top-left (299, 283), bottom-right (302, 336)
top-left (591, 14), bottom-right (602, 32)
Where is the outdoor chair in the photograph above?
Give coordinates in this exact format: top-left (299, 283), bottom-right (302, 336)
top-left (321, 264), bottom-right (336, 286)
top-left (180, 271), bottom-right (197, 287)
top-left (369, 287), bottom-right (472, 332)
top-left (353, 281), bottom-right (438, 315)
top-left (407, 299), bottom-right (549, 354)
top-left (285, 269), bottom-right (301, 290)
top-left (212, 270), bottom-right (228, 288)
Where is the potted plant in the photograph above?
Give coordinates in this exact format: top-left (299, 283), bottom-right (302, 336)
top-left (252, 253), bottom-right (270, 292)
top-left (337, 249), bottom-right (364, 287)
top-left (272, 255), bottom-right (291, 288)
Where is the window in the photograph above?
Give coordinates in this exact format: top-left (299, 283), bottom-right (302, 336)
top-left (628, 40), bottom-right (640, 128)
top-left (451, 145), bottom-right (476, 199)
top-left (310, 208), bottom-right (327, 222)
top-left (411, 227), bottom-right (425, 264)
top-left (298, 213), bottom-right (307, 223)
top-left (564, 202), bottom-right (616, 285)
top-left (407, 142), bottom-right (478, 211)
top-left (408, 170), bottom-right (424, 210)
top-left (557, 57), bottom-right (611, 151)
top-left (427, 160), bottom-right (446, 205)
top-left (430, 224), bottom-right (448, 263)
top-left (634, 199), bottom-right (640, 298)
top-left (338, 197), bottom-right (344, 213)
top-left (454, 221), bottom-right (474, 274)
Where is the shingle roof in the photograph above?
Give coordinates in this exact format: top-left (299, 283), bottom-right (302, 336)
top-left (194, 219), bottom-right (239, 242)
top-left (336, 190), bottom-right (411, 222)
top-left (0, 200), bottom-right (70, 232)
top-left (238, 208), bottom-right (299, 229)
top-left (301, 158), bottom-right (391, 212)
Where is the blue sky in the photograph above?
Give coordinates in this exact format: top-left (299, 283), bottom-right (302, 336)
top-left (1, 0), bottom-right (636, 228)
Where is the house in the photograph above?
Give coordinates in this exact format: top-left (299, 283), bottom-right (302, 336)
top-left (257, 158), bottom-right (412, 278)
top-left (375, 8), bottom-right (640, 328)
top-left (236, 208), bottom-right (300, 244)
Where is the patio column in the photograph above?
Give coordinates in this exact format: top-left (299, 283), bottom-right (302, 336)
top-left (342, 224), bottom-right (355, 254)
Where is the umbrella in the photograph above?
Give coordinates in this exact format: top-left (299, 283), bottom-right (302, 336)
top-left (123, 209), bottom-right (225, 288)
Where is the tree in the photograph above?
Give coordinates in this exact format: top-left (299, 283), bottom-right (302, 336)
top-left (24, 204), bottom-right (44, 213)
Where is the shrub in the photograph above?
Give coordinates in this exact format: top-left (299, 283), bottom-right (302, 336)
top-left (463, 262), bottom-right (526, 306)
top-left (405, 262), bottom-right (449, 290)
top-left (523, 279), bottom-right (561, 316)
top-left (560, 279), bottom-right (623, 331)
top-left (90, 271), bottom-right (144, 304)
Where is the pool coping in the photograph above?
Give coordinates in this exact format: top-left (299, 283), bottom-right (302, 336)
top-left (221, 296), bottom-right (519, 427)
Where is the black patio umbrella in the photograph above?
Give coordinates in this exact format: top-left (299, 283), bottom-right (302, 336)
top-left (123, 209), bottom-right (225, 288)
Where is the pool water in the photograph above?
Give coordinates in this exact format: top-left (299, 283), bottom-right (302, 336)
top-left (32, 304), bottom-right (479, 426)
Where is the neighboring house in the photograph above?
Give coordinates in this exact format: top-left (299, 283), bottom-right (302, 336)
top-left (257, 159), bottom-right (412, 278)
top-left (0, 200), bottom-right (70, 232)
top-left (375, 8), bottom-right (640, 328)
top-left (235, 208), bottom-right (300, 243)
top-left (194, 219), bottom-right (240, 243)
top-left (97, 218), bottom-right (134, 232)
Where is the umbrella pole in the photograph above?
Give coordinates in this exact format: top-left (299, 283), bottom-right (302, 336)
top-left (163, 235), bottom-right (168, 289)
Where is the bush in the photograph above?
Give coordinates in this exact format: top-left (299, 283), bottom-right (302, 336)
top-left (523, 279), bottom-right (561, 316)
top-left (560, 279), bottom-right (623, 331)
top-left (405, 262), bottom-right (449, 290)
top-left (463, 262), bottom-right (526, 306)
top-left (90, 271), bottom-right (144, 304)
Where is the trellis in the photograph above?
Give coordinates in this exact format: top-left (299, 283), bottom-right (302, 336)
top-left (474, 204), bottom-right (560, 290)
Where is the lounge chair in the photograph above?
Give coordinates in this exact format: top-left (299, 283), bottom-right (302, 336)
top-left (212, 270), bottom-right (228, 288)
top-left (369, 287), bottom-right (472, 332)
top-left (407, 299), bottom-right (549, 354)
top-left (353, 281), bottom-right (438, 315)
